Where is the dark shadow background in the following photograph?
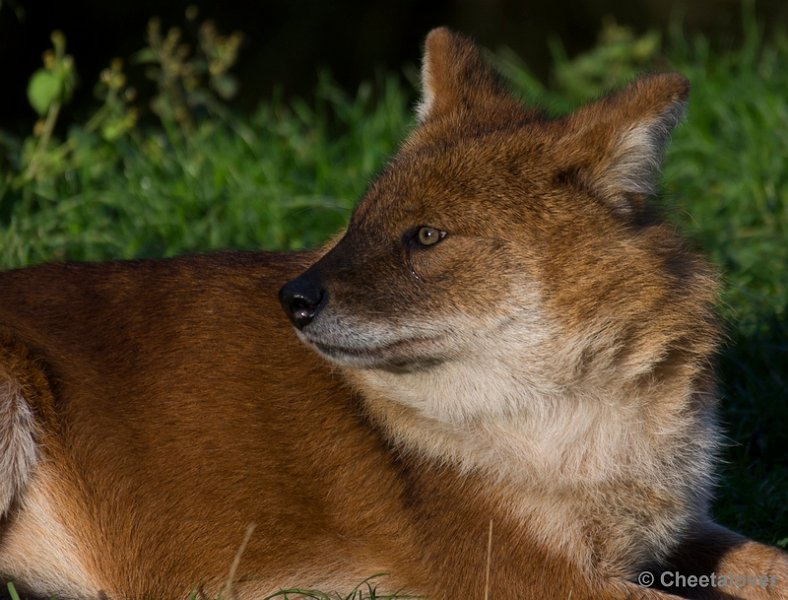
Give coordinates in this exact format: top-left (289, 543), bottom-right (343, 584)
top-left (1, 0), bottom-right (787, 134)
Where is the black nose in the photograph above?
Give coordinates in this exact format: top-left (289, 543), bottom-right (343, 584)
top-left (279, 276), bottom-right (326, 330)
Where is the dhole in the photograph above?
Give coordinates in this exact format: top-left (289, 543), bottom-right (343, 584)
top-left (0, 28), bottom-right (786, 600)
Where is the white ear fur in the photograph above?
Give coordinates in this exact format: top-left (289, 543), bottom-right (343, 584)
top-left (415, 27), bottom-right (452, 124)
top-left (0, 376), bottom-right (37, 516)
top-left (568, 74), bottom-right (690, 207)
top-left (416, 56), bottom-right (436, 123)
top-left (600, 98), bottom-right (687, 199)
top-left (413, 27), bottom-right (520, 125)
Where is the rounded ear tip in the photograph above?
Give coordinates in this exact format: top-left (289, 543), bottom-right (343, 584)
top-left (661, 72), bottom-right (690, 101)
top-left (645, 72), bottom-right (691, 102)
top-left (425, 27), bottom-right (452, 45)
top-left (424, 27), bottom-right (454, 56)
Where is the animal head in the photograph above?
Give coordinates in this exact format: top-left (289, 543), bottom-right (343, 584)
top-left (280, 28), bottom-right (719, 423)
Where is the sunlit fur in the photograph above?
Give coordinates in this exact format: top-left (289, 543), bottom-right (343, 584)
top-left (0, 27), bottom-right (786, 600)
top-left (0, 379), bottom-right (36, 517)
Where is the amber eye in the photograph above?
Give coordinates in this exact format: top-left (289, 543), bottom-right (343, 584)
top-left (415, 226), bottom-right (446, 247)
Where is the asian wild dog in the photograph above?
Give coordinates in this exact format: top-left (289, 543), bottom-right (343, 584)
top-left (0, 27), bottom-right (786, 600)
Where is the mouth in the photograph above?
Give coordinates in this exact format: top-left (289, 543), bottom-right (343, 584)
top-left (299, 332), bottom-right (448, 372)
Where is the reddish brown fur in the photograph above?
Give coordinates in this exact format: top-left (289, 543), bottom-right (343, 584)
top-left (0, 28), bottom-right (786, 600)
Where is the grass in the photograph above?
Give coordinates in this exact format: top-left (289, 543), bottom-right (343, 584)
top-left (661, 20), bottom-right (788, 544)
top-left (183, 575), bottom-right (417, 600)
top-left (4, 583), bottom-right (20, 600)
top-left (0, 8), bottom-right (785, 597)
top-left (255, 578), bottom-right (418, 600)
top-left (0, 71), bottom-right (409, 265)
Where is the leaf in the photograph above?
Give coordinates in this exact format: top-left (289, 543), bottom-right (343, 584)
top-left (27, 69), bottom-right (60, 115)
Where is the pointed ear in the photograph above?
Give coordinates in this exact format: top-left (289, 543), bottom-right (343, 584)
top-left (564, 73), bottom-right (689, 207)
top-left (416, 27), bottom-right (521, 124)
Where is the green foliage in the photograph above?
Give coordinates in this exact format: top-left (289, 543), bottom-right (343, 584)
top-left (28, 69), bottom-right (66, 117)
top-left (26, 31), bottom-right (76, 116)
top-left (664, 25), bottom-right (788, 544)
top-left (0, 4), bottom-right (785, 551)
top-left (552, 20), bottom-right (661, 102)
top-left (19, 31), bottom-right (78, 183)
top-left (4, 582), bottom-right (21, 600)
top-left (136, 8), bottom-right (243, 130)
top-left (493, 18), bottom-right (662, 113)
top-left (0, 15), bottom-right (409, 266)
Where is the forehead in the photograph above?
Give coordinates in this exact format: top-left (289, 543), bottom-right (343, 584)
top-left (350, 128), bottom-right (550, 231)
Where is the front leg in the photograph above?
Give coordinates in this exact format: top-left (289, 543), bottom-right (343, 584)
top-left (610, 578), bottom-right (692, 599)
top-left (655, 522), bottom-right (788, 599)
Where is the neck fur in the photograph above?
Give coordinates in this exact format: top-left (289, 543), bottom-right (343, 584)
top-left (345, 347), bottom-right (719, 574)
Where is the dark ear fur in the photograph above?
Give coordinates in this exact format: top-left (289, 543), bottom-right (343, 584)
top-left (417, 28), bottom-right (688, 211)
top-left (417, 27), bottom-right (522, 124)
top-left (562, 74), bottom-right (689, 205)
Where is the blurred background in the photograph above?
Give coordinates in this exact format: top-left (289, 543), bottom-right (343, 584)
top-left (1, 0), bottom-right (787, 132)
